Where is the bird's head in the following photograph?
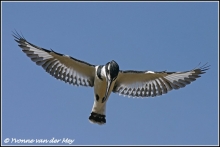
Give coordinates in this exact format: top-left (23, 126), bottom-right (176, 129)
top-left (103, 60), bottom-right (119, 102)
top-left (105, 60), bottom-right (119, 81)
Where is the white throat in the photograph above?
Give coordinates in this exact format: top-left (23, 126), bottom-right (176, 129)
top-left (101, 66), bottom-right (107, 79)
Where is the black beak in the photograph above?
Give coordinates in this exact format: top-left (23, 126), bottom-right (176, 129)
top-left (102, 79), bottom-right (112, 103)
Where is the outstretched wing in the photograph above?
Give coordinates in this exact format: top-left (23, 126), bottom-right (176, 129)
top-left (13, 31), bottom-right (95, 87)
top-left (113, 64), bottom-right (209, 97)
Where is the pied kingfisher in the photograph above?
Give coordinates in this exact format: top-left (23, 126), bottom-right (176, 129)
top-left (13, 31), bottom-right (209, 125)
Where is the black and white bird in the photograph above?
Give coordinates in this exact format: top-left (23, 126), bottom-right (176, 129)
top-left (13, 31), bottom-right (209, 125)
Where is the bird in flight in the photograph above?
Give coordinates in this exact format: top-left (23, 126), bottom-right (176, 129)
top-left (13, 31), bottom-right (209, 125)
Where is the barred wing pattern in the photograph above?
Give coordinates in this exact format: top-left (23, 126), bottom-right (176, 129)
top-left (13, 32), bottom-right (95, 87)
top-left (113, 65), bottom-right (209, 98)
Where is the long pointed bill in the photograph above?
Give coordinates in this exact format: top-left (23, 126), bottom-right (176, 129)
top-left (102, 80), bottom-right (112, 103)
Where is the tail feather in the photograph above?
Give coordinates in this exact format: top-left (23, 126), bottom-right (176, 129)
top-left (89, 112), bottom-right (106, 125)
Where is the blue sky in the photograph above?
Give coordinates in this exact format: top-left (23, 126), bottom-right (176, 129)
top-left (2, 1), bottom-right (218, 145)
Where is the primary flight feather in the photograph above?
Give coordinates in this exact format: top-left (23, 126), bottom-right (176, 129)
top-left (13, 31), bottom-right (209, 125)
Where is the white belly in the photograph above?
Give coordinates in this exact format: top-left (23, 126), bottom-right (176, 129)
top-left (91, 75), bottom-right (116, 115)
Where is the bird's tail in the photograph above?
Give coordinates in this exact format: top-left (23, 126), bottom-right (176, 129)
top-left (89, 112), bottom-right (106, 125)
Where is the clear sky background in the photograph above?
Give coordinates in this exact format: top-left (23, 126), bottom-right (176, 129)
top-left (2, 1), bottom-right (218, 145)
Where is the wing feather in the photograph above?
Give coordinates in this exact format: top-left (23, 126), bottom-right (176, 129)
top-left (113, 64), bottom-right (209, 98)
top-left (13, 31), bottom-right (95, 87)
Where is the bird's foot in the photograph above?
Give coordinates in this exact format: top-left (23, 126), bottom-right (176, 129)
top-left (89, 112), bottom-right (106, 125)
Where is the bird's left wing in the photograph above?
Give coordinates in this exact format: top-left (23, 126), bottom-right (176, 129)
top-left (13, 31), bottom-right (95, 87)
top-left (113, 64), bottom-right (209, 97)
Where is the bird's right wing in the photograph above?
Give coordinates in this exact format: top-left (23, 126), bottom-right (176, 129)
top-left (113, 64), bottom-right (209, 97)
top-left (13, 31), bottom-right (95, 87)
